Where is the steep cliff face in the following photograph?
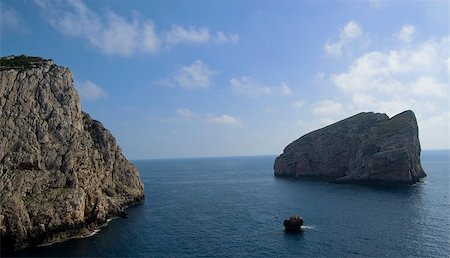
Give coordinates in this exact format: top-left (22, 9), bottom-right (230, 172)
top-left (274, 111), bottom-right (426, 184)
top-left (0, 56), bottom-right (144, 251)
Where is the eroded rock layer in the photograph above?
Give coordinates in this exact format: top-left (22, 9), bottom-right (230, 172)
top-left (0, 56), bottom-right (144, 251)
top-left (274, 111), bottom-right (426, 184)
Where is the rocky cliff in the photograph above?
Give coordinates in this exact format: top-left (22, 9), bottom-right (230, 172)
top-left (274, 111), bottom-right (426, 184)
top-left (0, 55), bottom-right (144, 251)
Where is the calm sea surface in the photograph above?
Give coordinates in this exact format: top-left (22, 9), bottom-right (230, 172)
top-left (8, 150), bottom-right (450, 257)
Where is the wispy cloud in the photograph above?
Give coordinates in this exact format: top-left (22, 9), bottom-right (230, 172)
top-left (156, 60), bottom-right (215, 90)
top-left (324, 21), bottom-right (366, 57)
top-left (213, 31), bottom-right (239, 44)
top-left (34, 0), bottom-right (238, 56)
top-left (174, 108), bottom-right (241, 127)
top-left (229, 76), bottom-right (292, 97)
top-left (313, 100), bottom-right (344, 116)
top-left (165, 25), bottom-right (238, 46)
top-left (280, 82), bottom-right (292, 95)
top-left (76, 80), bottom-right (107, 101)
top-left (206, 114), bottom-right (241, 126)
top-left (176, 108), bottom-right (198, 119)
top-left (34, 0), bottom-right (143, 56)
top-left (230, 76), bottom-right (272, 96)
top-left (395, 25), bottom-right (415, 44)
top-left (165, 25), bottom-right (210, 45)
top-left (0, 4), bottom-right (28, 35)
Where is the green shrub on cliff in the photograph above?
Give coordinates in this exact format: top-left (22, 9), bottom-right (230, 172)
top-left (0, 55), bottom-right (51, 70)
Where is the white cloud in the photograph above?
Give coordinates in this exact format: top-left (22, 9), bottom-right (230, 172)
top-left (77, 80), bottom-right (107, 101)
top-left (324, 21), bottom-right (364, 56)
top-left (411, 76), bottom-right (447, 98)
top-left (165, 25), bottom-right (210, 45)
top-left (214, 31), bottom-right (239, 44)
top-left (324, 31), bottom-right (449, 148)
top-left (419, 112), bottom-right (450, 149)
top-left (34, 0), bottom-right (101, 40)
top-left (280, 82), bottom-right (293, 95)
top-left (229, 77), bottom-right (292, 97)
top-left (175, 61), bottom-right (215, 89)
top-left (0, 5), bottom-right (28, 34)
top-left (313, 100), bottom-right (344, 116)
top-left (351, 93), bottom-right (377, 110)
top-left (161, 24), bottom-right (238, 50)
top-left (172, 108), bottom-right (241, 127)
top-left (395, 25), bottom-right (415, 44)
top-left (230, 76), bottom-right (272, 96)
top-left (157, 60), bottom-right (215, 90)
top-left (141, 22), bottom-right (160, 53)
top-left (176, 108), bottom-right (198, 119)
top-left (35, 0), bottom-right (141, 56)
top-left (342, 21), bottom-right (362, 39)
top-left (93, 11), bottom-right (140, 56)
top-left (34, 0), bottom-right (237, 56)
top-left (207, 115), bottom-right (241, 126)
top-left (447, 57), bottom-right (450, 74)
top-left (331, 36), bottom-right (448, 98)
top-left (164, 26), bottom-right (239, 46)
top-left (324, 41), bottom-right (345, 57)
top-left (153, 78), bottom-right (173, 88)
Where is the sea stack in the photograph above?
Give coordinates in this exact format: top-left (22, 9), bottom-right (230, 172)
top-left (0, 55), bottom-right (144, 251)
top-left (283, 215), bottom-right (304, 233)
top-left (274, 111), bottom-right (426, 184)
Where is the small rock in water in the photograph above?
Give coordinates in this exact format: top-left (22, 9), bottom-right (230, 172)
top-left (283, 215), bottom-right (304, 233)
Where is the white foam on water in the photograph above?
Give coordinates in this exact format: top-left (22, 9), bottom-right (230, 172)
top-left (37, 228), bottom-right (102, 247)
top-left (83, 229), bottom-right (101, 238)
top-left (301, 225), bottom-right (316, 230)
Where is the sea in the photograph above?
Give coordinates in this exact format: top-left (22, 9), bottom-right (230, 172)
top-left (7, 150), bottom-right (450, 257)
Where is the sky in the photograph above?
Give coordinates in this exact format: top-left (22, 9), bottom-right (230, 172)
top-left (1, 0), bottom-right (449, 159)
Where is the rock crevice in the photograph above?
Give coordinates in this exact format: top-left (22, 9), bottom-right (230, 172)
top-left (0, 55), bottom-right (144, 251)
top-left (274, 111), bottom-right (426, 184)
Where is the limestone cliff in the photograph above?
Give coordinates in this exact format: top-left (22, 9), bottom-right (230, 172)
top-left (0, 55), bottom-right (144, 251)
top-left (274, 111), bottom-right (426, 184)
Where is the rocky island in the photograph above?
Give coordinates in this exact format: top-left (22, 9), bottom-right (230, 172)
top-left (0, 55), bottom-right (144, 251)
top-left (274, 111), bottom-right (426, 184)
top-left (283, 215), bottom-right (304, 233)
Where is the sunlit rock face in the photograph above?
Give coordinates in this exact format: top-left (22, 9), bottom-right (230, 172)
top-left (0, 55), bottom-right (144, 251)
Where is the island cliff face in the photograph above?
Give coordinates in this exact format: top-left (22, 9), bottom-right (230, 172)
top-left (274, 111), bottom-right (426, 184)
top-left (0, 56), bottom-right (144, 251)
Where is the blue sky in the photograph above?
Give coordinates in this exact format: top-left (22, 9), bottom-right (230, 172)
top-left (1, 0), bottom-right (449, 159)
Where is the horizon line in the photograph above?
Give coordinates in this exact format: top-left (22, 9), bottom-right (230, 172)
top-left (131, 149), bottom-right (450, 161)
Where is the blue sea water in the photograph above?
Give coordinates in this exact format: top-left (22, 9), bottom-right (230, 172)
top-left (7, 150), bottom-right (450, 257)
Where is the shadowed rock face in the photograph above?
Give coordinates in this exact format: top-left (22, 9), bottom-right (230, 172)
top-left (283, 215), bottom-right (303, 233)
top-left (0, 56), bottom-right (144, 251)
top-left (274, 111), bottom-right (426, 184)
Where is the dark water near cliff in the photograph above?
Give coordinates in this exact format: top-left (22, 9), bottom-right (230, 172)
top-left (7, 150), bottom-right (450, 257)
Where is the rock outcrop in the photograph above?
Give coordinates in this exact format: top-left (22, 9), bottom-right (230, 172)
top-left (0, 55), bottom-right (144, 251)
top-left (283, 215), bottom-right (303, 233)
top-left (274, 111), bottom-right (426, 184)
